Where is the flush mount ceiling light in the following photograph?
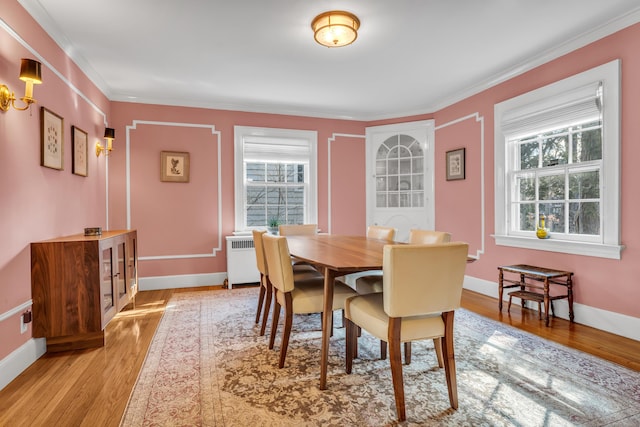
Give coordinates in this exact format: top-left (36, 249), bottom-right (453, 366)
top-left (311, 10), bottom-right (360, 48)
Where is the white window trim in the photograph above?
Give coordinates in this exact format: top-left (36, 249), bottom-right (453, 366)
top-left (493, 60), bottom-right (624, 259)
top-left (233, 126), bottom-right (318, 233)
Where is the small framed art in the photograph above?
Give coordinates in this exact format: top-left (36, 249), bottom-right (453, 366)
top-left (41, 107), bottom-right (64, 170)
top-left (72, 125), bottom-right (88, 177)
top-left (446, 148), bottom-right (465, 181)
top-left (160, 151), bottom-right (190, 183)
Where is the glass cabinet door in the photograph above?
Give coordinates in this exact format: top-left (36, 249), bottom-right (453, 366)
top-left (116, 241), bottom-right (127, 301)
top-left (101, 247), bottom-right (114, 313)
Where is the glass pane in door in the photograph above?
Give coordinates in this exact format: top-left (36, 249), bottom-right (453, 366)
top-left (101, 247), bottom-right (114, 312)
top-left (117, 241), bottom-right (127, 299)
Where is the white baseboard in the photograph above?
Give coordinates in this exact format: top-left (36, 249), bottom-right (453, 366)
top-left (0, 337), bottom-right (46, 391)
top-left (463, 275), bottom-right (640, 342)
top-left (138, 272), bottom-right (227, 291)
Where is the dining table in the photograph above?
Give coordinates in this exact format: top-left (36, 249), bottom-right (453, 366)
top-left (285, 233), bottom-right (476, 390)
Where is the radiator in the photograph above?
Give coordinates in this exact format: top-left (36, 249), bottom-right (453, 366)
top-left (225, 235), bottom-right (260, 289)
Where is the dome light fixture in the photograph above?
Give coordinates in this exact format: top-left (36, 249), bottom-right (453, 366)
top-left (311, 10), bottom-right (360, 48)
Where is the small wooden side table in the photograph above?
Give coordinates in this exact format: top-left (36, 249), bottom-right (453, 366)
top-left (497, 264), bottom-right (574, 326)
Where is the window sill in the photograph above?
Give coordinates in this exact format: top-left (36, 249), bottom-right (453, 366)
top-left (492, 235), bottom-right (624, 260)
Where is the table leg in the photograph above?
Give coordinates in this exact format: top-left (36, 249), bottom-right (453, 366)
top-left (543, 278), bottom-right (550, 327)
top-left (320, 268), bottom-right (336, 390)
top-left (567, 274), bottom-right (574, 323)
top-left (498, 269), bottom-right (504, 311)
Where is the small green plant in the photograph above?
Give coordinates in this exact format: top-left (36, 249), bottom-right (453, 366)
top-left (268, 217), bottom-right (280, 228)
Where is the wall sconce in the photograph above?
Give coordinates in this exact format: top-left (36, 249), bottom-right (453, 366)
top-left (96, 127), bottom-right (115, 157)
top-left (0, 58), bottom-right (43, 112)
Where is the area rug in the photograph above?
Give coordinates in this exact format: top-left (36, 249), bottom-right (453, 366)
top-left (120, 288), bottom-right (640, 426)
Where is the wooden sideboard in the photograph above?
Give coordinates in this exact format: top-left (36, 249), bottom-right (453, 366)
top-left (31, 230), bottom-right (138, 352)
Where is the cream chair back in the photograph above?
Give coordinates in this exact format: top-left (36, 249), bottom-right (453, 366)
top-left (263, 234), bottom-right (296, 293)
top-left (382, 242), bottom-right (468, 318)
top-left (278, 224), bottom-right (318, 236)
top-left (252, 229), bottom-right (268, 276)
top-left (366, 225), bottom-right (396, 241)
top-left (408, 229), bottom-right (451, 244)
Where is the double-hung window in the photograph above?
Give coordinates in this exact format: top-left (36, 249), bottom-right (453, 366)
top-left (234, 126), bottom-right (317, 231)
top-left (494, 60), bottom-right (623, 259)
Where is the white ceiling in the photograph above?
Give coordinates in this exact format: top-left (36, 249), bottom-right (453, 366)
top-left (17, 0), bottom-right (640, 120)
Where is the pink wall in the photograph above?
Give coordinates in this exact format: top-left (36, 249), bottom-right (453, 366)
top-left (109, 103), bottom-right (367, 278)
top-left (0, 3), bottom-right (111, 360)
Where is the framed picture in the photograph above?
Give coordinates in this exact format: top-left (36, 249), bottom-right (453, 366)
top-left (446, 148), bottom-right (465, 181)
top-left (72, 126), bottom-right (88, 177)
top-left (160, 151), bottom-right (190, 183)
top-left (40, 107), bottom-right (64, 170)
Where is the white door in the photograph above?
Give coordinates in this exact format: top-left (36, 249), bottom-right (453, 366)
top-left (365, 120), bottom-right (435, 242)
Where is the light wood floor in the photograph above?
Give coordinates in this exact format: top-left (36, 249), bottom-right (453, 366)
top-left (1, 286), bottom-right (638, 427)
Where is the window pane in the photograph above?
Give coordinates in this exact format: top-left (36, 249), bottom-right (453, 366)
top-left (376, 177), bottom-right (387, 191)
top-left (247, 206), bottom-right (265, 226)
top-left (389, 193), bottom-right (399, 207)
top-left (411, 158), bottom-right (423, 173)
top-left (267, 187), bottom-right (284, 204)
top-left (572, 126), bottom-right (602, 162)
top-left (519, 203), bottom-right (536, 231)
top-left (399, 193), bottom-right (410, 207)
top-left (388, 146), bottom-right (400, 159)
top-left (399, 158), bottom-right (411, 174)
top-left (569, 170), bottom-right (599, 199)
top-left (376, 194), bottom-right (387, 208)
top-left (399, 176), bottom-right (411, 190)
top-left (266, 164), bottom-right (285, 182)
top-left (409, 142), bottom-right (423, 157)
top-left (388, 159), bottom-right (399, 174)
top-left (519, 140), bottom-right (539, 170)
top-left (376, 144), bottom-right (389, 159)
top-left (539, 203), bottom-right (565, 232)
top-left (539, 175), bottom-right (565, 200)
top-left (286, 206), bottom-right (304, 224)
top-left (246, 163), bottom-right (265, 182)
top-left (388, 176), bottom-right (398, 191)
top-left (569, 202), bottom-right (600, 235)
top-left (286, 187), bottom-right (304, 205)
top-left (246, 186), bottom-right (265, 204)
top-left (542, 133), bottom-right (568, 167)
top-left (412, 174), bottom-right (423, 190)
top-left (412, 192), bottom-right (424, 207)
top-left (376, 160), bottom-right (387, 175)
top-left (517, 176), bottom-right (535, 201)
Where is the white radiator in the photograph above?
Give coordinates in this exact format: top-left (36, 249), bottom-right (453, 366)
top-left (225, 235), bottom-right (260, 289)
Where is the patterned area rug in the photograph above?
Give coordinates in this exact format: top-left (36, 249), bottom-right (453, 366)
top-left (120, 288), bottom-right (640, 426)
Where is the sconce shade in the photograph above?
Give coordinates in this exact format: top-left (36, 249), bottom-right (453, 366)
top-left (311, 10), bottom-right (360, 47)
top-left (104, 127), bottom-right (115, 139)
top-left (19, 59), bottom-right (42, 84)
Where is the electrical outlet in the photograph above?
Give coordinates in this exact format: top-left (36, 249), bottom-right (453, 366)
top-left (20, 315), bottom-right (28, 334)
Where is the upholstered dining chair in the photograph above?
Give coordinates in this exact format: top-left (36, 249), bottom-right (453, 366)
top-left (262, 234), bottom-right (358, 368)
top-left (278, 223), bottom-right (318, 236)
top-left (344, 242), bottom-right (469, 422)
top-left (352, 225), bottom-right (396, 293)
top-left (252, 230), bottom-right (319, 336)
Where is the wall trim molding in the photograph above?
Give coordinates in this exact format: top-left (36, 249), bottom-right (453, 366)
top-left (0, 337), bottom-right (46, 392)
top-left (327, 133), bottom-right (365, 234)
top-left (435, 113), bottom-right (485, 260)
top-left (463, 275), bottom-right (640, 341)
top-left (126, 120), bottom-right (223, 260)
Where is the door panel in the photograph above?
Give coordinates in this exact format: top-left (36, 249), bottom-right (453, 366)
top-left (366, 121), bottom-right (435, 242)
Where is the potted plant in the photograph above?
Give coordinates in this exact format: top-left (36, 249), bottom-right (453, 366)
top-left (268, 218), bottom-right (280, 234)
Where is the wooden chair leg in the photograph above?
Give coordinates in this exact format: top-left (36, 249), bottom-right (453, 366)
top-left (278, 293), bottom-right (293, 368)
top-left (380, 340), bottom-right (387, 360)
top-left (404, 342), bottom-right (411, 365)
top-left (268, 292), bottom-right (281, 350)
top-left (255, 274), bottom-right (265, 324)
top-left (260, 278), bottom-right (273, 336)
top-left (507, 295), bottom-right (512, 313)
top-left (388, 317), bottom-right (406, 422)
top-left (434, 337), bottom-right (444, 368)
top-left (345, 318), bottom-right (357, 374)
top-left (441, 311), bottom-right (458, 409)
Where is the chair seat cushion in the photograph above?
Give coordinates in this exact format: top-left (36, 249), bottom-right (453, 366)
top-left (346, 293), bottom-right (445, 342)
top-left (279, 280), bottom-right (358, 314)
top-left (355, 272), bottom-right (383, 294)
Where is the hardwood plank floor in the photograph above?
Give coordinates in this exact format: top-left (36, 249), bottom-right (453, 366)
top-left (1, 286), bottom-right (638, 426)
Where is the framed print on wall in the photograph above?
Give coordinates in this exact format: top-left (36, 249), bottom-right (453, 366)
top-left (446, 148), bottom-right (465, 181)
top-left (40, 107), bottom-right (64, 170)
top-left (72, 126), bottom-right (88, 177)
top-left (160, 151), bottom-right (190, 183)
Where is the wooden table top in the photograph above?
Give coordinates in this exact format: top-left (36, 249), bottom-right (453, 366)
top-left (285, 234), bottom-right (387, 273)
